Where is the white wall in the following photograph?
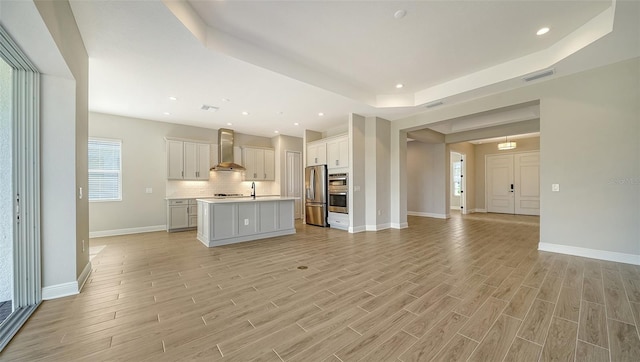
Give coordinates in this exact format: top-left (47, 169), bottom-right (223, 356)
top-left (392, 58), bottom-right (640, 263)
top-left (540, 59), bottom-right (639, 260)
top-left (89, 112), bottom-right (283, 234)
top-left (406, 141), bottom-right (447, 218)
top-left (349, 113), bottom-right (366, 232)
top-left (364, 117), bottom-right (391, 230)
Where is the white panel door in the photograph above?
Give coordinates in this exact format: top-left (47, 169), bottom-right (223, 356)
top-left (515, 152), bottom-right (540, 215)
top-left (487, 154), bottom-right (514, 214)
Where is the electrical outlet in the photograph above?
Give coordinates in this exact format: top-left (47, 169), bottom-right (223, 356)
top-left (377, 210), bottom-right (381, 216)
top-left (79, 187), bottom-right (83, 199)
top-left (552, 184), bottom-right (560, 192)
top-left (145, 187), bottom-right (152, 194)
top-left (82, 239), bottom-right (85, 252)
top-left (244, 219), bottom-right (249, 226)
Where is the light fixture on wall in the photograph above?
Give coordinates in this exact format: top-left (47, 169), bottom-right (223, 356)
top-left (498, 136), bottom-right (517, 150)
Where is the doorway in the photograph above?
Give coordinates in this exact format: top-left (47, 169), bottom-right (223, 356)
top-left (285, 150), bottom-right (303, 219)
top-left (486, 151), bottom-right (540, 215)
top-left (450, 152), bottom-right (467, 214)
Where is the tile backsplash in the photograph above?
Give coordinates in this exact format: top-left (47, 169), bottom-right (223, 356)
top-left (166, 171), bottom-right (277, 198)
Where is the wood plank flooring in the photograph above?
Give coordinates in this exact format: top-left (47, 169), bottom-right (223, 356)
top-left (2, 213), bottom-right (640, 361)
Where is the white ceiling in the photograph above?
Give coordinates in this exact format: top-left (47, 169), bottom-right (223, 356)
top-left (68, 0), bottom-right (639, 138)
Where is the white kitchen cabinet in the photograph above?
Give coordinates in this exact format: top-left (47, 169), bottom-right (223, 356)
top-left (166, 139), bottom-right (210, 180)
top-left (197, 197), bottom-right (296, 247)
top-left (306, 141), bottom-right (326, 166)
top-left (167, 199), bottom-right (198, 231)
top-left (167, 140), bottom-right (185, 179)
top-left (327, 135), bottom-right (349, 169)
top-left (242, 147), bottom-right (275, 181)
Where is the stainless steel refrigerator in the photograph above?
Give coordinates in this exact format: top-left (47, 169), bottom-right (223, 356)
top-left (305, 165), bottom-right (329, 227)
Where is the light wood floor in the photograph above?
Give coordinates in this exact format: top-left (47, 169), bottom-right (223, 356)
top-left (2, 213), bottom-right (640, 361)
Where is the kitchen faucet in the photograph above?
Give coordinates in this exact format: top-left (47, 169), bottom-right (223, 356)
top-left (251, 182), bottom-right (256, 199)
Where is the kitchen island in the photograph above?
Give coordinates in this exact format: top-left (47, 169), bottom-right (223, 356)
top-left (196, 196), bottom-right (296, 247)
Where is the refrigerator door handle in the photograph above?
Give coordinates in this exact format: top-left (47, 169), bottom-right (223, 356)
top-left (310, 168), bottom-right (315, 200)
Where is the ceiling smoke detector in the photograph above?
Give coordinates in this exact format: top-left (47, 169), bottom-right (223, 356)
top-left (201, 104), bottom-right (219, 111)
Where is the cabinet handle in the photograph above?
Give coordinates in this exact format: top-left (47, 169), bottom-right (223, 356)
top-left (264, 173), bottom-right (266, 179)
top-left (314, 157), bottom-right (317, 164)
top-left (181, 171), bottom-right (184, 178)
top-left (336, 160), bottom-right (339, 166)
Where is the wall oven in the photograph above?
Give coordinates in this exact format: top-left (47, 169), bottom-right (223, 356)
top-left (328, 173), bottom-right (348, 214)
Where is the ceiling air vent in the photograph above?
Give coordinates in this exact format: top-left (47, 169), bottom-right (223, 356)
top-left (522, 68), bottom-right (555, 82)
top-left (425, 100), bottom-right (444, 108)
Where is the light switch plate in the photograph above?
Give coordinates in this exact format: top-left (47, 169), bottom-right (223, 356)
top-left (552, 184), bottom-right (560, 192)
top-left (145, 188), bottom-right (153, 194)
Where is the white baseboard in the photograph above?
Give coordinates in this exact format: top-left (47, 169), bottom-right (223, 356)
top-left (42, 261), bottom-right (94, 300)
top-left (89, 225), bottom-right (166, 238)
top-left (349, 225), bottom-right (366, 233)
top-left (391, 222), bottom-right (408, 229)
top-left (450, 206), bottom-right (462, 210)
top-left (538, 242), bottom-right (640, 266)
top-left (365, 223), bottom-right (391, 231)
top-left (408, 211), bottom-right (448, 219)
top-left (474, 209), bottom-right (487, 213)
top-left (42, 282), bottom-right (77, 300)
top-left (78, 261), bottom-right (92, 292)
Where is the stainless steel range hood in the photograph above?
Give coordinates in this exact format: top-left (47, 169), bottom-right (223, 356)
top-left (211, 128), bottom-right (246, 171)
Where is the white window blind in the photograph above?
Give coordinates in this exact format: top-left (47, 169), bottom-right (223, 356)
top-left (88, 138), bottom-right (122, 201)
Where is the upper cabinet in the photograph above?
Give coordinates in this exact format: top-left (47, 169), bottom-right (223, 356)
top-left (306, 141), bottom-right (327, 166)
top-left (166, 139), bottom-right (210, 180)
top-left (307, 134), bottom-right (348, 169)
top-left (243, 147), bottom-right (275, 181)
top-left (327, 135), bottom-right (349, 169)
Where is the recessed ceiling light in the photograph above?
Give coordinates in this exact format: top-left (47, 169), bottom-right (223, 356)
top-left (318, 112), bottom-right (324, 117)
top-left (242, 111), bottom-right (249, 116)
top-left (274, 130), bottom-right (279, 134)
top-left (278, 111), bottom-right (284, 115)
top-left (168, 96), bottom-right (177, 101)
top-left (396, 83), bottom-right (404, 89)
top-left (294, 122), bottom-right (299, 126)
top-left (163, 112), bottom-right (171, 115)
top-left (394, 9), bottom-right (407, 19)
top-left (227, 122), bottom-right (232, 126)
top-left (222, 98), bottom-right (230, 102)
top-left (537, 27), bottom-right (550, 36)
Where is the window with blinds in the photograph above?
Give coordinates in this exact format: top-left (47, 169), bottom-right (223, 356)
top-left (88, 138), bottom-right (122, 202)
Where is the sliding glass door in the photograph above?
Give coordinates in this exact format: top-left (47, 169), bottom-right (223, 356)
top-left (0, 25), bottom-right (41, 352)
top-left (0, 47), bottom-right (12, 327)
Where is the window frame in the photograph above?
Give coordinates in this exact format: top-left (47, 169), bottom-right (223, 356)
top-left (88, 137), bottom-right (122, 202)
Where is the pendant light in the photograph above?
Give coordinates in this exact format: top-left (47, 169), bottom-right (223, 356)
top-left (498, 136), bottom-right (517, 150)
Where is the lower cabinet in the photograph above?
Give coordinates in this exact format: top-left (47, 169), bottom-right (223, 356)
top-left (197, 199), bottom-right (296, 247)
top-left (167, 199), bottom-right (198, 232)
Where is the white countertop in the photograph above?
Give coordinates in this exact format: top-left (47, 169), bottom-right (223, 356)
top-left (196, 196), bottom-right (297, 204)
top-left (166, 195), bottom-right (280, 200)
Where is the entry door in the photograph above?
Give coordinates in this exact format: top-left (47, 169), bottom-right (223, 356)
top-left (285, 151), bottom-right (302, 219)
top-left (487, 152), bottom-right (540, 215)
top-left (514, 153), bottom-right (540, 215)
top-left (487, 154), bottom-right (515, 214)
